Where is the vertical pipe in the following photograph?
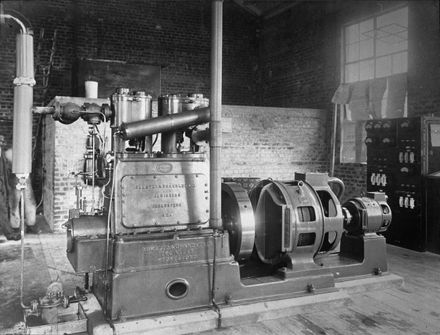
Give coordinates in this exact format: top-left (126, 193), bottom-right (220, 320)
top-left (210, 0), bottom-right (223, 229)
top-left (329, 104), bottom-right (338, 177)
top-left (111, 88), bottom-right (130, 153)
top-left (91, 127), bottom-right (95, 212)
top-left (12, 32), bottom-right (35, 176)
top-left (158, 95), bottom-right (181, 154)
top-left (133, 91), bottom-right (153, 153)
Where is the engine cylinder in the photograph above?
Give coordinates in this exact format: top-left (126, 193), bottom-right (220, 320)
top-left (158, 95), bottom-right (182, 154)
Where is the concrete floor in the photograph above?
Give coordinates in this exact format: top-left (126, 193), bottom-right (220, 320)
top-left (1, 232), bottom-right (440, 334)
top-left (0, 232), bottom-right (83, 331)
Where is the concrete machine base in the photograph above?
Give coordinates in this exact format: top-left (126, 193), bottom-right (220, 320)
top-left (77, 273), bottom-right (403, 335)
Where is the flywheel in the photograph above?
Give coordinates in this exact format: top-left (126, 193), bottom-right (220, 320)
top-left (221, 182), bottom-right (256, 261)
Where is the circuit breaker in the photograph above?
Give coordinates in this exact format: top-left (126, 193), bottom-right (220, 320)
top-left (366, 116), bottom-right (440, 251)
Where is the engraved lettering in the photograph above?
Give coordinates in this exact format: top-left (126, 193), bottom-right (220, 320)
top-left (152, 203), bottom-right (182, 209)
top-left (143, 242), bottom-right (207, 264)
top-left (135, 183), bottom-right (196, 190)
top-left (153, 193), bottom-right (181, 199)
top-left (122, 174), bottom-right (209, 227)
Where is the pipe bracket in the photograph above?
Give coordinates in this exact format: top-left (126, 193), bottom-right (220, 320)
top-left (13, 76), bottom-right (36, 86)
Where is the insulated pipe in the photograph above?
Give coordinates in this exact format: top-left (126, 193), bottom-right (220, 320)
top-left (1, 13), bottom-right (34, 312)
top-left (119, 107), bottom-right (210, 140)
top-left (210, 0), bottom-right (223, 229)
top-left (12, 31), bottom-right (35, 176)
top-left (0, 14), bottom-right (27, 33)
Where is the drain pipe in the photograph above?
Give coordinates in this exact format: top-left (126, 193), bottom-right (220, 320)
top-left (210, 0), bottom-right (223, 329)
top-left (1, 13), bottom-right (35, 310)
top-left (210, 0), bottom-right (223, 230)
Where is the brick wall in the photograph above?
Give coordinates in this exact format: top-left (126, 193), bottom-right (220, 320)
top-left (222, 105), bottom-right (328, 180)
top-left (333, 163), bottom-right (367, 204)
top-left (45, 103), bottom-right (326, 231)
top-left (259, 0), bottom-right (440, 199)
top-left (44, 115), bottom-right (110, 229)
top-left (0, 1), bottom-right (258, 112)
top-left (3, 1), bottom-right (438, 228)
top-left (259, 3), bottom-right (340, 110)
top-left (0, 0), bottom-right (259, 226)
top-left (407, 1), bottom-right (440, 116)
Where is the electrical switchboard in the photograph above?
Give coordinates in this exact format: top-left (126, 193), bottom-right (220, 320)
top-left (366, 116), bottom-right (440, 251)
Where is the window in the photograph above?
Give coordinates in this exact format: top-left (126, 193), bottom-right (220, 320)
top-left (340, 6), bottom-right (408, 163)
top-left (344, 6), bottom-right (408, 83)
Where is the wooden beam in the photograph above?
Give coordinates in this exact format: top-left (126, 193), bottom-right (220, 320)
top-left (263, 1), bottom-right (305, 19)
top-left (232, 0), bottom-right (262, 16)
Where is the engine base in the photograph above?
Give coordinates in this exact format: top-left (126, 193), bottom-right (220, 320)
top-left (92, 230), bottom-right (340, 321)
top-left (314, 233), bottom-right (388, 280)
top-left (81, 272), bottom-right (403, 335)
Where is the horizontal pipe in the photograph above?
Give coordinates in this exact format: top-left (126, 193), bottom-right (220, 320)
top-left (119, 107), bottom-right (210, 140)
top-left (0, 14), bottom-right (27, 33)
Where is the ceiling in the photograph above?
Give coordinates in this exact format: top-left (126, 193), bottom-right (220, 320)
top-left (233, 0), bottom-right (306, 19)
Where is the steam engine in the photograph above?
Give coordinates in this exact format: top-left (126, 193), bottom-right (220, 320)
top-left (60, 90), bottom-right (392, 321)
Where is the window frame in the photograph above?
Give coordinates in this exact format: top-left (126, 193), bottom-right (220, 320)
top-left (338, 3), bottom-right (409, 164)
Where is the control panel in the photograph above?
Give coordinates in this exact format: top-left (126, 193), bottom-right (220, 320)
top-left (366, 116), bottom-right (440, 251)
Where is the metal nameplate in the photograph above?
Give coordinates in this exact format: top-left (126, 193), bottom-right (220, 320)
top-left (121, 174), bottom-right (209, 227)
top-left (142, 240), bottom-right (208, 265)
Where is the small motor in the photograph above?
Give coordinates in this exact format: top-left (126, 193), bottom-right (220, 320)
top-left (24, 280), bottom-right (87, 324)
top-left (24, 280), bottom-right (69, 324)
top-left (343, 192), bottom-right (392, 235)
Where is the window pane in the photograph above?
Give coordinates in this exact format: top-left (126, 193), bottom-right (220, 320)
top-left (359, 19), bottom-right (374, 40)
top-left (376, 56), bottom-right (392, 78)
top-left (359, 38), bottom-right (374, 59)
top-left (376, 35), bottom-right (392, 57)
top-left (345, 23), bottom-right (359, 44)
top-left (360, 59), bottom-right (374, 80)
top-left (345, 63), bottom-right (359, 83)
top-left (376, 28), bottom-right (406, 54)
top-left (392, 51), bottom-right (408, 74)
top-left (376, 6), bottom-right (408, 56)
top-left (377, 7), bottom-right (408, 29)
top-left (346, 42), bottom-right (360, 62)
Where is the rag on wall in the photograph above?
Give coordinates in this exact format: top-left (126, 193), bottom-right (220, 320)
top-left (386, 73), bottom-right (407, 118)
top-left (332, 83), bottom-right (352, 104)
top-left (348, 81), bottom-right (369, 121)
top-left (368, 78), bottom-right (387, 119)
